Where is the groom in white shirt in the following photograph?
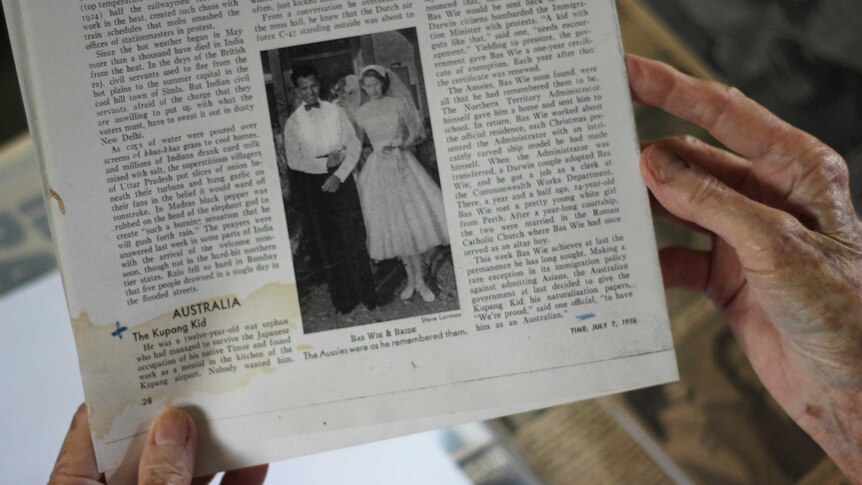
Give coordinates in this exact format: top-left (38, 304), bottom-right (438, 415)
top-left (283, 65), bottom-right (377, 315)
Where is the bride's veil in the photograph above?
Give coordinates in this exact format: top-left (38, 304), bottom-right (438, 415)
top-left (359, 65), bottom-right (426, 144)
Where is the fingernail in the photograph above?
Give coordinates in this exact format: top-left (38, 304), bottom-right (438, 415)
top-left (154, 409), bottom-right (190, 446)
top-left (647, 146), bottom-right (687, 183)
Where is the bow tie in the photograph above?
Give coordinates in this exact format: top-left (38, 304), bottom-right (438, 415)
top-left (305, 103), bottom-right (321, 111)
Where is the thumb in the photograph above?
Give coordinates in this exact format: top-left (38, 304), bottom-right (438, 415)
top-left (641, 144), bottom-right (804, 277)
top-left (138, 408), bottom-right (197, 485)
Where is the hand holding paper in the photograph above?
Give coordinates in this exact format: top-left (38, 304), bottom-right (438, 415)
top-left (628, 55), bottom-right (862, 481)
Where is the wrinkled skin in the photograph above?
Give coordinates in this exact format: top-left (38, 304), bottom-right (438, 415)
top-left (628, 55), bottom-right (862, 482)
top-left (48, 405), bottom-right (267, 485)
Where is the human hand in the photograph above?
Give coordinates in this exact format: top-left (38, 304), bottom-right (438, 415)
top-left (49, 404), bottom-right (268, 485)
top-left (326, 150), bottom-right (345, 169)
top-left (321, 175), bottom-right (341, 193)
top-left (627, 54), bottom-right (862, 481)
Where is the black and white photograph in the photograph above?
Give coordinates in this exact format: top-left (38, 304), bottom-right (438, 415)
top-left (260, 28), bottom-right (459, 333)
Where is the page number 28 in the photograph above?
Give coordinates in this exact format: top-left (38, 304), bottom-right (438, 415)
top-left (142, 397), bottom-right (153, 406)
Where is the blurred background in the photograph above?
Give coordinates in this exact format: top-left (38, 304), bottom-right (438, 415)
top-left (1, 1), bottom-right (860, 483)
top-left (644, 0), bottom-right (862, 211)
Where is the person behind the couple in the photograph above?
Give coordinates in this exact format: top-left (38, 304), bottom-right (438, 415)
top-left (284, 65), bottom-right (448, 311)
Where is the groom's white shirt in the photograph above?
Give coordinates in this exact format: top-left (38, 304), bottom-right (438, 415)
top-left (283, 100), bottom-right (362, 182)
